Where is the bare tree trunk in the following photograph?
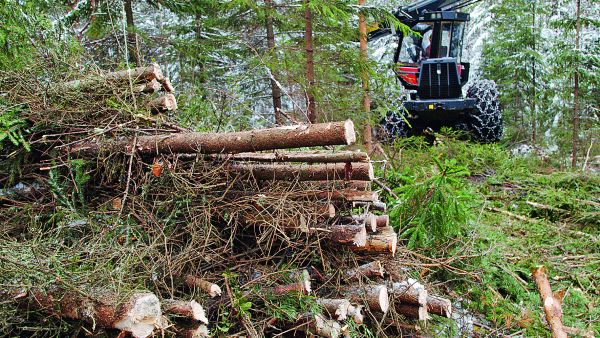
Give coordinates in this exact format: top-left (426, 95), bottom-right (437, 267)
top-left (358, 0), bottom-right (372, 153)
top-left (531, 0), bottom-right (537, 144)
top-left (265, 0), bottom-right (283, 125)
top-left (124, 0), bottom-right (141, 66)
top-left (304, 0), bottom-right (317, 123)
top-left (532, 266), bottom-right (568, 338)
top-left (572, 0), bottom-right (581, 168)
top-left (67, 120), bottom-right (357, 157)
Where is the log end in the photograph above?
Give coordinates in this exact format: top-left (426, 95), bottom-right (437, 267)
top-left (367, 162), bottom-right (375, 181)
top-left (114, 293), bottom-right (162, 338)
top-left (347, 304), bottom-right (364, 324)
top-left (354, 225), bottom-right (368, 247)
top-left (366, 213), bottom-right (377, 232)
top-left (377, 285), bottom-right (390, 314)
top-left (208, 284), bottom-right (222, 298)
top-left (190, 300), bottom-right (208, 324)
top-left (344, 120), bottom-right (356, 145)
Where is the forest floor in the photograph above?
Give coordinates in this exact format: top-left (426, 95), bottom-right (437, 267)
top-left (380, 134), bottom-right (599, 337)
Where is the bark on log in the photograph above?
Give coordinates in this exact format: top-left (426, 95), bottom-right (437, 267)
top-left (228, 162), bottom-right (373, 182)
top-left (147, 94), bottom-right (178, 114)
top-left (7, 288), bottom-right (161, 338)
top-left (273, 270), bottom-right (311, 295)
top-left (67, 120), bottom-right (356, 157)
top-left (318, 189), bottom-right (377, 202)
top-left (345, 260), bottom-right (385, 281)
top-left (426, 295), bottom-right (452, 318)
top-left (307, 180), bottom-right (369, 191)
top-left (160, 77), bottom-right (174, 93)
top-left (215, 150), bottom-right (369, 163)
top-left (353, 201), bottom-right (387, 212)
top-left (389, 280), bottom-right (428, 321)
top-left (532, 265), bottom-right (568, 338)
top-left (162, 299), bottom-right (208, 323)
top-left (351, 226), bottom-right (398, 256)
top-left (184, 275), bottom-right (222, 298)
top-left (296, 313), bottom-right (343, 338)
top-left (395, 304), bottom-right (430, 321)
top-left (329, 223), bottom-right (367, 247)
top-left (344, 284), bottom-right (389, 314)
top-left (347, 304), bottom-right (364, 324)
top-left (375, 215), bottom-right (389, 230)
top-left (62, 64), bottom-right (164, 89)
top-left (349, 213), bottom-right (377, 232)
top-left (134, 79), bottom-right (162, 93)
top-left (317, 298), bottom-right (351, 321)
top-left (181, 324), bottom-right (209, 338)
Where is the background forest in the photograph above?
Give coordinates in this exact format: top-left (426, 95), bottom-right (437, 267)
top-left (0, 0), bottom-right (599, 337)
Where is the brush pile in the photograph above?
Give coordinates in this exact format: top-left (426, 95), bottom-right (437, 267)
top-left (0, 64), bottom-right (451, 337)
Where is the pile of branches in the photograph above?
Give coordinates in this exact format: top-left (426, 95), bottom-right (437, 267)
top-left (0, 64), bottom-right (451, 337)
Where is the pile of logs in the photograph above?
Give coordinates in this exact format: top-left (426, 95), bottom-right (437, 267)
top-left (2, 65), bottom-right (453, 338)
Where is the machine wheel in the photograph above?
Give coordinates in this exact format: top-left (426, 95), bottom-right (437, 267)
top-left (378, 110), bottom-right (410, 142)
top-left (465, 80), bottom-right (503, 142)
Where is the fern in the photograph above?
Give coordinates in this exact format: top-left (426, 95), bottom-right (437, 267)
top-left (0, 107), bottom-right (30, 151)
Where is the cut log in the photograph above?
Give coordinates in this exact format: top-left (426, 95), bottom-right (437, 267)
top-left (374, 215), bottom-right (389, 230)
top-left (296, 313), bottom-right (344, 338)
top-left (349, 213), bottom-right (377, 232)
top-left (134, 79), bottom-right (162, 93)
top-left (329, 223), bottom-right (367, 247)
top-left (228, 162), bottom-right (373, 182)
top-left (395, 304), bottom-right (430, 321)
top-left (62, 64), bottom-right (164, 89)
top-left (316, 298), bottom-right (351, 321)
top-left (389, 280), bottom-right (428, 321)
top-left (310, 180), bottom-right (370, 191)
top-left (351, 226), bottom-right (398, 256)
top-left (347, 304), bottom-right (364, 324)
top-left (241, 207), bottom-right (334, 233)
top-left (389, 280), bottom-right (428, 307)
top-left (273, 270), bottom-right (311, 295)
top-left (214, 150), bottom-right (369, 163)
top-left (353, 201), bottom-right (387, 212)
top-left (426, 295), bottom-right (452, 318)
top-left (162, 299), bottom-right (208, 324)
top-left (345, 261), bottom-right (385, 281)
top-left (181, 324), bottom-right (209, 338)
top-left (532, 265), bottom-right (567, 338)
top-left (160, 77), bottom-right (174, 93)
top-left (147, 94), bottom-right (178, 114)
top-left (67, 120), bottom-right (356, 157)
top-left (344, 284), bottom-right (389, 314)
top-left (7, 288), bottom-right (161, 338)
top-left (318, 189), bottom-right (378, 202)
top-left (184, 275), bottom-right (222, 298)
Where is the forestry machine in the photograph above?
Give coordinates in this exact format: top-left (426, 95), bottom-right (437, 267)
top-left (370, 0), bottom-right (503, 142)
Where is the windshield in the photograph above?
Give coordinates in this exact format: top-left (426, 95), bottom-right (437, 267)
top-left (396, 23), bottom-right (433, 64)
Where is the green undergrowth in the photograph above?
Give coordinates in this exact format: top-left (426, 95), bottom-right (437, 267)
top-left (379, 132), bottom-right (599, 337)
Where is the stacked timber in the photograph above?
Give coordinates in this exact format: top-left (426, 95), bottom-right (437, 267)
top-left (0, 64), bottom-right (454, 338)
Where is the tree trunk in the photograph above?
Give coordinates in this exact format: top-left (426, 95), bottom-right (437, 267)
top-left (572, 0), bottom-right (581, 168)
top-left (389, 280), bottom-right (428, 320)
top-left (344, 284), bottom-right (389, 314)
top-left (134, 79), bottom-right (162, 93)
top-left (345, 260), bottom-right (385, 281)
top-left (304, 0), bottom-right (317, 123)
top-left (296, 313), bottom-right (343, 338)
top-left (531, 0), bottom-right (537, 145)
top-left (6, 288), bottom-right (161, 338)
top-left (395, 304), bottom-right (429, 321)
top-left (67, 120), bottom-right (356, 157)
top-left (532, 266), bottom-right (567, 338)
top-left (228, 162), bottom-right (373, 182)
top-left (124, 0), bottom-right (141, 66)
top-left (265, 0), bottom-right (283, 125)
top-left (184, 275), bottom-right (222, 298)
top-left (213, 150), bottom-right (369, 163)
top-left (62, 64), bottom-right (164, 89)
top-left (358, 0), bottom-right (372, 153)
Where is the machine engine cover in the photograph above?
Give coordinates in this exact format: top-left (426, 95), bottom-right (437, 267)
top-left (417, 58), bottom-right (461, 100)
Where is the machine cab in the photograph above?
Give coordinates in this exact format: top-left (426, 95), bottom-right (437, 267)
top-left (394, 11), bottom-right (470, 99)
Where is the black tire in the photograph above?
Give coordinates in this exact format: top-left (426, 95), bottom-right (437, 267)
top-left (465, 80), bottom-right (503, 142)
top-left (377, 110), bottom-right (410, 143)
